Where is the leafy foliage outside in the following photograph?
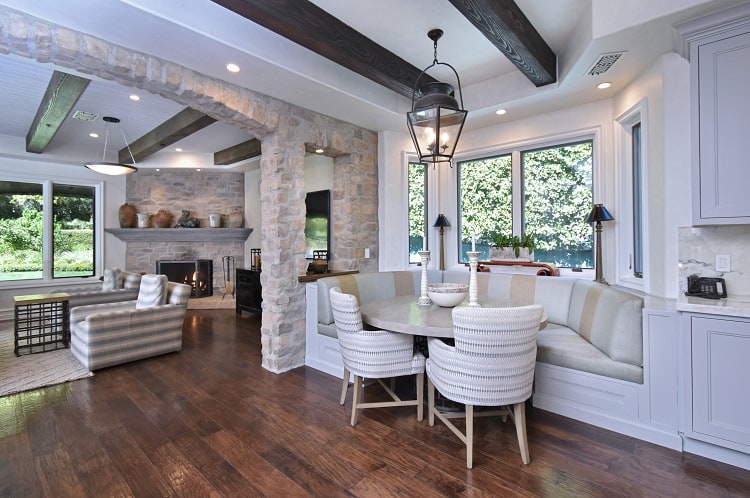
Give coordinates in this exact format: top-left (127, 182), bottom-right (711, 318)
top-left (0, 188), bottom-right (94, 280)
top-left (408, 162), bottom-right (426, 262)
top-left (456, 142), bottom-right (593, 267)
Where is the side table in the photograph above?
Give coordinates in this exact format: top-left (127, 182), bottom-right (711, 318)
top-left (13, 292), bottom-right (70, 356)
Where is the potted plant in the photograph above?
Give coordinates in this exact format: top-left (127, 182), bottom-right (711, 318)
top-left (490, 233), bottom-right (535, 261)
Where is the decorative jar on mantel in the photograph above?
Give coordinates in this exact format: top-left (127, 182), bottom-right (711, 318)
top-left (118, 203), bottom-right (136, 228)
top-left (151, 209), bottom-right (173, 228)
top-left (227, 210), bottom-right (243, 228)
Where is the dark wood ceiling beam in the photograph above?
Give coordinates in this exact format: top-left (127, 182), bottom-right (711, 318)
top-left (119, 107), bottom-right (217, 163)
top-left (448, 0), bottom-right (557, 86)
top-left (214, 138), bottom-right (261, 165)
top-left (210, 0), bottom-right (435, 98)
top-left (26, 70), bottom-right (90, 153)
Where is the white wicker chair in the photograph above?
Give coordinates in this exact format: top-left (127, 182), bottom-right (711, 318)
top-left (329, 287), bottom-right (426, 426)
top-left (427, 304), bottom-right (544, 468)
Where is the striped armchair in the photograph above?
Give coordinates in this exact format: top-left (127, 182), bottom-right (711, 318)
top-left (427, 304), bottom-right (544, 468)
top-left (69, 276), bottom-right (192, 370)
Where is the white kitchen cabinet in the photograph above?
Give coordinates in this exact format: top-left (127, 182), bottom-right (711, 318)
top-left (679, 5), bottom-right (750, 224)
top-left (685, 314), bottom-right (750, 454)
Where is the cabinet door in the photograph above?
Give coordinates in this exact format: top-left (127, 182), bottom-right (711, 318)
top-left (697, 31), bottom-right (750, 222)
top-left (691, 316), bottom-right (750, 450)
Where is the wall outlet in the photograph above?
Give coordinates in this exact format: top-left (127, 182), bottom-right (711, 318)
top-left (364, 247), bottom-right (370, 259)
top-left (716, 254), bottom-right (731, 272)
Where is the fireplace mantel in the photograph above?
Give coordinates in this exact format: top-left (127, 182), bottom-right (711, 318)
top-left (105, 227), bottom-right (253, 242)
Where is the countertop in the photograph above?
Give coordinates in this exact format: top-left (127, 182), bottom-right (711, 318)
top-left (676, 294), bottom-right (750, 318)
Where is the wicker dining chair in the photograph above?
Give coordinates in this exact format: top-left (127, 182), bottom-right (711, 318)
top-left (329, 287), bottom-right (426, 426)
top-left (426, 304), bottom-right (544, 468)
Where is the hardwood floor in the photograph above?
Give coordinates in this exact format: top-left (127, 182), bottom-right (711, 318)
top-left (1, 309), bottom-right (749, 497)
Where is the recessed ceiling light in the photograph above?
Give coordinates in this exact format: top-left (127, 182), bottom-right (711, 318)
top-left (226, 63), bottom-right (240, 73)
top-left (175, 147), bottom-right (183, 152)
top-left (89, 132), bottom-right (99, 138)
top-left (129, 94), bottom-right (140, 101)
top-left (315, 147), bottom-right (324, 154)
top-left (495, 109), bottom-right (507, 115)
top-left (597, 82), bottom-right (612, 89)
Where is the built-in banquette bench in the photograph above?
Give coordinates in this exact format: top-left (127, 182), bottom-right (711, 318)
top-left (304, 270), bottom-right (681, 450)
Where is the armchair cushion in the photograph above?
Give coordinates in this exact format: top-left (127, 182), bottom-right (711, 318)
top-left (136, 274), bottom-right (168, 309)
top-left (102, 267), bottom-right (122, 291)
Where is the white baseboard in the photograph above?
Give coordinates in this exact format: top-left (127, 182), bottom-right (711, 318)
top-left (683, 437), bottom-right (750, 471)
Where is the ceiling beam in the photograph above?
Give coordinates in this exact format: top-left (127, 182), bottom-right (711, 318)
top-left (448, 0), bottom-right (557, 86)
top-left (210, 0), bottom-right (435, 98)
top-left (25, 70), bottom-right (90, 153)
top-left (214, 138), bottom-right (261, 165)
top-left (119, 107), bottom-right (217, 163)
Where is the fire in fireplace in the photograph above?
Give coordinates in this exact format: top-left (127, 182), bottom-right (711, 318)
top-left (156, 259), bottom-right (213, 297)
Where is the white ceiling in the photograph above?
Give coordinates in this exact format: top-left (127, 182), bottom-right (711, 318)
top-left (0, 0), bottom-right (746, 170)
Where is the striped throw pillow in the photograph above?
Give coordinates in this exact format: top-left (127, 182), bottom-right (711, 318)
top-left (136, 274), bottom-right (168, 309)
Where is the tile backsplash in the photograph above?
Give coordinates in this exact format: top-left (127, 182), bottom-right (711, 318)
top-left (678, 226), bottom-right (750, 300)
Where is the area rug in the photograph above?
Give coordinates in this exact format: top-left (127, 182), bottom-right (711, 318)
top-left (0, 327), bottom-right (93, 397)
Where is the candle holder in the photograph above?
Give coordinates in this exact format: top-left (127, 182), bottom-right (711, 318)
top-left (418, 250), bottom-right (432, 305)
top-left (467, 251), bottom-right (481, 307)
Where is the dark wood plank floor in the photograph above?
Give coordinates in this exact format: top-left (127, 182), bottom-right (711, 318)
top-left (1, 309), bottom-right (749, 497)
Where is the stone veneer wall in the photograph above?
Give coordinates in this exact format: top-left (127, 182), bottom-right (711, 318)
top-left (124, 170), bottom-right (246, 292)
top-left (1, 6), bottom-right (379, 373)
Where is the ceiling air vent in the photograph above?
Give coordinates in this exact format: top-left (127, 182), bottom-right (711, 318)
top-left (586, 51), bottom-right (626, 76)
top-left (72, 110), bottom-right (98, 121)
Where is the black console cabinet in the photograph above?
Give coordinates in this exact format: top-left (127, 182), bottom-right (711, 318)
top-left (236, 268), bottom-right (262, 315)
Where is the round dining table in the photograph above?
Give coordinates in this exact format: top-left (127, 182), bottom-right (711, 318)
top-left (360, 295), bottom-right (547, 338)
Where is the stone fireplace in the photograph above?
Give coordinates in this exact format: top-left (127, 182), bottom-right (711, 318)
top-left (157, 259), bottom-right (213, 297)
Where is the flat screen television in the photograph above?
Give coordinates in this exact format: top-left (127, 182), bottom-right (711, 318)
top-left (305, 189), bottom-right (330, 259)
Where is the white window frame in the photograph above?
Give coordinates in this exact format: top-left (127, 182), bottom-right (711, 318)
top-left (615, 98), bottom-right (649, 293)
top-left (452, 128), bottom-right (601, 278)
top-left (0, 172), bottom-right (103, 290)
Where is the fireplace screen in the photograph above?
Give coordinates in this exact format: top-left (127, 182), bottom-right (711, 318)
top-left (156, 259), bottom-right (213, 297)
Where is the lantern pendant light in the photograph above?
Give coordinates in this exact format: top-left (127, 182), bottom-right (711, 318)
top-left (407, 29), bottom-right (467, 165)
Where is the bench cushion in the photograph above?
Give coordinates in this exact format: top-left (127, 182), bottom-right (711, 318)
top-left (537, 323), bottom-right (644, 383)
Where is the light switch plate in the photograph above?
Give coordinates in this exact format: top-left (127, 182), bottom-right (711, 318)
top-left (716, 254), bottom-right (731, 272)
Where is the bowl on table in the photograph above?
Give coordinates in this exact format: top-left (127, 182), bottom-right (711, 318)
top-left (427, 283), bottom-right (469, 307)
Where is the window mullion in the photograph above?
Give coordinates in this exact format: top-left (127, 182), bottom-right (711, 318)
top-left (42, 180), bottom-right (54, 280)
top-left (511, 150), bottom-right (522, 235)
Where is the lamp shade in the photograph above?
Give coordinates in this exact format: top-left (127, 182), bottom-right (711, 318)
top-left (85, 116), bottom-right (138, 176)
top-left (433, 213), bottom-right (451, 228)
top-left (586, 203), bottom-right (614, 223)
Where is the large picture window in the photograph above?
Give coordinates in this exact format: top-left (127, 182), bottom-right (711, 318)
top-left (457, 140), bottom-right (593, 268)
top-left (0, 180), bottom-right (96, 282)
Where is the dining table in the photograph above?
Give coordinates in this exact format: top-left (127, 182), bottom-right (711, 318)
top-left (359, 295), bottom-right (548, 338)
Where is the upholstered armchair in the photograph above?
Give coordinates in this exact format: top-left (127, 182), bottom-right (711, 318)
top-left (69, 274), bottom-right (192, 370)
top-left (63, 268), bottom-right (143, 309)
top-left (427, 304), bottom-right (544, 468)
top-left (329, 287), bottom-right (425, 426)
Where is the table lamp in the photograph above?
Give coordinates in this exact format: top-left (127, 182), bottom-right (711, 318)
top-left (586, 203), bottom-right (614, 284)
top-left (433, 214), bottom-right (450, 270)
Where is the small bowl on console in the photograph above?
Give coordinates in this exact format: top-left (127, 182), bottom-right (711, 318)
top-left (427, 283), bottom-right (469, 307)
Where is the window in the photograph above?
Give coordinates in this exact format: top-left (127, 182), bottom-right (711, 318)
top-left (457, 140), bottom-right (593, 267)
top-left (631, 122), bottom-right (643, 278)
top-left (0, 179), bottom-right (96, 282)
top-left (616, 99), bottom-right (646, 289)
top-left (408, 162), bottom-right (427, 263)
top-left (458, 154), bottom-right (512, 260)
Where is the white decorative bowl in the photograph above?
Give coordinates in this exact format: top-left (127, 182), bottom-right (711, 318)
top-left (427, 283), bottom-right (469, 307)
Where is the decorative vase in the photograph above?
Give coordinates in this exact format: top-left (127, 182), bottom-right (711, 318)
top-left (136, 213), bottom-right (150, 228)
top-left (227, 210), bottom-right (243, 228)
top-left (151, 209), bottom-right (172, 228)
top-left (118, 203), bottom-right (136, 228)
top-left (208, 213), bottom-right (222, 228)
